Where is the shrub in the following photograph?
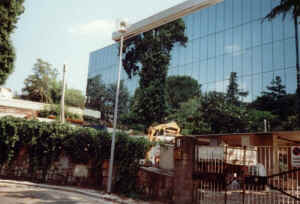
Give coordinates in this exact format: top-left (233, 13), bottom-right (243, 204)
top-left (0, 116), bottom-right (152, 194)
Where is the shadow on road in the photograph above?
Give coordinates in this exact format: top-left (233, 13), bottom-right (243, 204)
top-left (2, 190), bottom-right (83, 204)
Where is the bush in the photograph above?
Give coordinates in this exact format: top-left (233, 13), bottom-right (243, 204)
top-left (0, 116), bottom-right (152, 194)
top-left (38, 105), bottom-right (81, 120)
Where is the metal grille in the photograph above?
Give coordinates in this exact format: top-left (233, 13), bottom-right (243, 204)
top-left (193, 145), bottom-right (300, 204)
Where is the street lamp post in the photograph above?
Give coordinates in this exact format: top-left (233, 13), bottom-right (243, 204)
top-left (107, 0), bottom-right (222, 193)
top-left (107, 21), bottom-right (127, 194)
top-left (60, 64), bottom-right (67, 124)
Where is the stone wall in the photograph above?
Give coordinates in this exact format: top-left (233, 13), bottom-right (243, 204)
top-left (0, 147), bottom-right (111, 189)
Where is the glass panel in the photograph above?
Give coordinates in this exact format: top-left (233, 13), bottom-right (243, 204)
top-left (180, 46), bottom-right (185, 66)
top-left (208, 34), bottom-right (216, 59)
top-left (224, 29), bottom-right (233, 54)
top-left (262, 43), bottom-right (273, 72)
top-left (253, 74), bottom-right (262, 100)
top-left (262, 20), bottom-right (272, 44)
top-left (186, 63), bottom-right (193, 77)
top-left (233, 26), bottom-right (242, 52)
top-left (284, 13), bottom-right (294, 38)
top-left (216, 32), bottom-right (224, 56)
top-left (224, 54), bottom-right (233, 80)
top-left (261, 0), bottom-right (272, 19)
top-left (216, 56), bottom-right (224, 81)
top-left (193, 62), bottom-right (201, 81)
top-left (273, 13), bottom-right (284, 41)
top-left (200, 37), bottom-right (208, 60)
top-left (192, 38), bottom-right (200, 62)
top-left (273, 41), bottom-right (284, 70)
top-left (286, 68), bottom-right (297, 94)
top-left (243, 23), bottom-right (252, 49)
top-left (185, 42), bottom-right (193, 64)
top-left (252, 0), bottom-right (261, 20)
top-left (224, 0), bottom-right (233, 29)
top-left (285, 38), bottom-right (296, 68)
top-left (233, 52), bottom-right (242, 77)
top-left (216, 2), bottom-right (225, 32)
top-left (194, 12), bottom-right (201, 39)
top-left (242, 0), bottom-right (251, 23)
top-left (243, 49), bottom-right (252, 76)
top-left (200, 9), bottom-right (208, 37)
top-left (252, 20), bottom-right (262, 47)
top-left (207, 58), bottom-right (216, 82)
top-left (262, 72), bottom-right (274, 92)
top-left (243, 76), bottom-right (252, 102)
top-left (207, 83), bottom-right (216, 92)
top-left (215, 81), bottom-right (223, 93)
top-left (233, 0), bottom-right (242, 27)
top-left (253, 46), bottom-right (262, 74)
top-left (208, 6), bottom-right (216, 34)
top-left (200, 60), bottom-right (208, 84)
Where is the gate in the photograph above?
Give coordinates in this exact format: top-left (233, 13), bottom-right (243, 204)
top-left (192, 144), bottom-right (300, 204)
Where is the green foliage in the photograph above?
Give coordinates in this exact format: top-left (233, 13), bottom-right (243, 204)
top-left (0, 0), bottom-right (25, 85)
top-left (0, 116), bottom-right (151, 194)
top-left (264, 0), bottom-right (300, 122)
top-left (166, 75), bottom-right (201, 111)
top-left (86, 75), bottom-right (130, 121)
top-left (226, 72), bottom-right (248, 106)
top-left (106, 80), bottom-right (130, 117)
top-left (123, 19), bottom-right (188, 127)
top-left (65, 88), bottom-right (85, 109)
top-left (38, 105), bottom-right (81, 120)
top-left (86, 75), bottom-right (107, 110)
top-left (22, 59), bottom-right (59, 103)
top-left (251, 76), bottom-right (296, 121)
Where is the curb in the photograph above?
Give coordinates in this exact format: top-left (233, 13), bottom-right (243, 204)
top-left (0, 179), bottom-right (124, 204)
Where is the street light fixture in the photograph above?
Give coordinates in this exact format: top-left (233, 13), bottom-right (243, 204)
top-left (107, 0), bottom-right (223, 193)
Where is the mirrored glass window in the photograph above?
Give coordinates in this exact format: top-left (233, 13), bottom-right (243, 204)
top-left (216, 32), bottom-right (224, 56)
top-left (252, 46), bottom-right (262, 74)
top-left (207, 58), bottom-right (216, 82)
top-left (285, 38), bottom-right (296, 68)
top-left (216, 2), bottom-right (225, 32)
top-left (286, 68), bottom-right (297, 94)
top-left (262, 43), bottom-right (273, 72)
top-left (273, 41), bottom-right (284, 70)
top-left (216, 56), bottom-right (224, 81)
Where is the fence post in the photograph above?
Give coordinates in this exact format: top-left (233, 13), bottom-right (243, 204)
top-left (173, 136), bottom-right (196, 204)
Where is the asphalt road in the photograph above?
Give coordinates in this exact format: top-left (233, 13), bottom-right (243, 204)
top-left (0, 182), bottom-right (112, 204)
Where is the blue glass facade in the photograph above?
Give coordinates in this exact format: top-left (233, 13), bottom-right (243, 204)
top-left (88, 0), bottom-right (299, 101)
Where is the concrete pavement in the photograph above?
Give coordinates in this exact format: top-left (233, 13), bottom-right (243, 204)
top-left (0, 179), bottom-right (163, 204)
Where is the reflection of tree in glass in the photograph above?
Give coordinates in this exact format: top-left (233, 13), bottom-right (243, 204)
top-left (264, 0), bottom-right (300, 123)
top-left (122, 19), bottom-right (188, 127)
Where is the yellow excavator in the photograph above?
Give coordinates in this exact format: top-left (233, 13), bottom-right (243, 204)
top-left (148, 121), bottom-right (181, 142)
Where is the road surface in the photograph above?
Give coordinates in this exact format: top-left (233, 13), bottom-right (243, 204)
top-left (0, 182), bottom-right (113, 204)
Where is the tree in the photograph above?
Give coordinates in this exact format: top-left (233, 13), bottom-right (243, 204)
top-left (122, 19), bottom-right (188, 127)
top-left (264, 0), bottom-right (300, 122)
top-left (86, 75), bottom-right (108, 117)
top-left (226, 72), bottom-right (248, 106)
top-left (0, 0), bottom-right (25, 85)
top-left (105, 80), bottom-right (130, 117)
top-left (251, 76), bottom-right (296, 124)
top-left (65, 89), bottom-right (85, 108)
top-left (166, 75), bottom-right (201, 111)
top-left (22, 59), bottom-right (58, 103)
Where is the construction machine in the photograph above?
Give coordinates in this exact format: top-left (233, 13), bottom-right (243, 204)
top-left (148, 121), bottom-right (181, 142)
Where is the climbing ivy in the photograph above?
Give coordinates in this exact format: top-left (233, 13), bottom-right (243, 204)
top-left (0, 116), bottom-right (152, 193)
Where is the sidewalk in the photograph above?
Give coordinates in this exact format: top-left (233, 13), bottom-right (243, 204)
top-left (0, 179), bottom-right (162, 204)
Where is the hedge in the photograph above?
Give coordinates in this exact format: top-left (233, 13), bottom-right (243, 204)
top-left (0, 116), bottom-right (152, 194)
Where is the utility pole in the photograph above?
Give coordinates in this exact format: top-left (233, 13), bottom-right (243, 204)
top-left (60, 64), bottom-right (67, 123)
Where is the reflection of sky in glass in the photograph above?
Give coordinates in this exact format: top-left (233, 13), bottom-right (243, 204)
top-left (88, 0), bottom-right (299, 99)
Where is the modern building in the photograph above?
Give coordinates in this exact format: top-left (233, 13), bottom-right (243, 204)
top-left (88, 0), bottom-right (299, 101)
